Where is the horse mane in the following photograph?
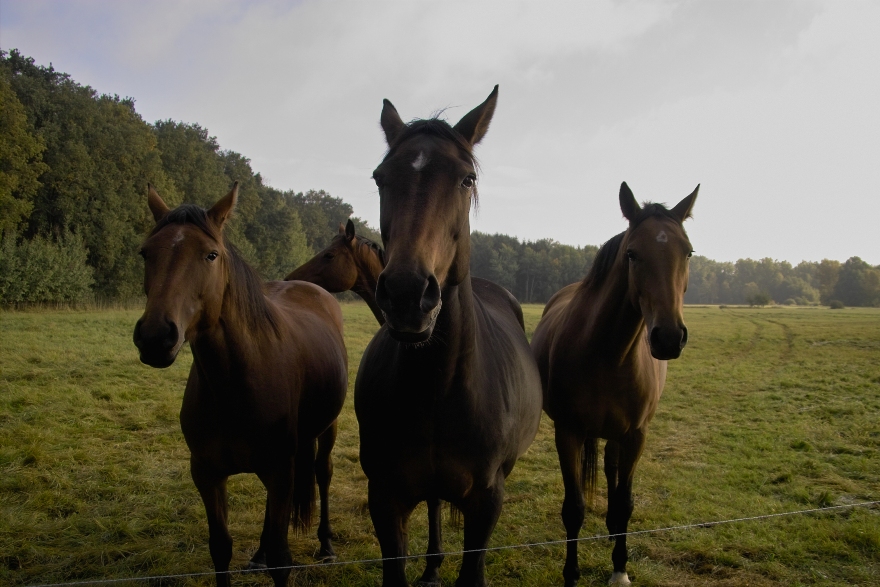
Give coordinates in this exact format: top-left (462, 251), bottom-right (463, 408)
top-left (151, 204), bottom-right (279, 335)
top-left (354, 234), bottom-right (386, 266)
top-left (582, 201), bottom-right (682, 290)
top-left (385, 117), bottom-right (481, 205)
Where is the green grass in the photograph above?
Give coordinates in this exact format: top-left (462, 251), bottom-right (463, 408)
top-left (1, 303), bottom-right (878, 586)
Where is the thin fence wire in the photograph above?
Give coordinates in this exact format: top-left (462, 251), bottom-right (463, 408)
top-left (24, 500), bottom-right (879, 587)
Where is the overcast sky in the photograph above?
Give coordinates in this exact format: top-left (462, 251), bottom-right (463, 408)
top-left (2, 0), bottom-right (878, 264)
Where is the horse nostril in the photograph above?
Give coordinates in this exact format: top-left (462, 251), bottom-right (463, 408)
top-left (375, 273), bottom-right (391, 312)
top-left (163, 321), bottom-right (179, 351)
top-left (420, 275), bottom-right (441, 313)
top-left (650, 327), bottom-right (661, 351)
top-left (680, 325), bottom-right (688, 348)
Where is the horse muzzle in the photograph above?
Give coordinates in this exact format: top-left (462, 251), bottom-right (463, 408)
top-left (133, 316), bottom-right (183, 368)
top-left (649, 324), bottom-right (688, 360)
top-left (376, 270), bottom-right (442, 343)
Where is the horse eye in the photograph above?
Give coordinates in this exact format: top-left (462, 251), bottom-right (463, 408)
top-left (461, 175), bottom-right (476, 189)
top-left (206, 251), bottom-right (219, 262)
top-left (138, 249), bottom-right (146, 259)
top-left (626, 250), bottom-right (637, 262)
top-left (687, 251), bottom-right (694, 259)
top-left (323, 252), bottom-right (336, 260)
top-left (372, 172), bottom-right (384, 188)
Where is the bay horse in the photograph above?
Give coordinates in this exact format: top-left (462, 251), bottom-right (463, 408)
top-left (355, 86), bottom-right (543, 587)
top-left (531, 182), bottom-right (698, 586)
top-left (285, 219), bottom-right (387, 324)
top-left (133, 184), bottom-right (348, 587)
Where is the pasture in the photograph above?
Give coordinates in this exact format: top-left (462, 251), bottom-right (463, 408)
top-left (1, 303), bottom-right (878, 586)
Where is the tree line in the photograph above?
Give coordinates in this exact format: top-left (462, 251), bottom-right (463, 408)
top-left (2, 49), bottom-right (878, 307)
top-left (0, 49), bottom-right (377, 304)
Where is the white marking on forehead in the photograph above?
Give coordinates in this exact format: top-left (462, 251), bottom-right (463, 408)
top-left (656, 230), bottom-right (668, 243)
top-left (170, 228), bottom-right (185, 247)
top-left (412, 151), bottom-right (428, 171)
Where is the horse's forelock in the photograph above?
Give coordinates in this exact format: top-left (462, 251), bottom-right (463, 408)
top-left (383, 117), bottom-right (481, 205)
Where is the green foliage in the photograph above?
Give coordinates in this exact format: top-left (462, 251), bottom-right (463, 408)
top-left (828, 299), bottom-right (845, 309)
top-left (0, 230), bottom-right (93, 303)
top-left (685, 255), bottom-right (880, 307)
top-left (747, 291), bottom-right (772, 307)
top-left (288, 189), bottom-right (355, 251)
top-left (0, 74), bottom-right (47, 235)
top-left (470, 232), bottom-right (597, 303)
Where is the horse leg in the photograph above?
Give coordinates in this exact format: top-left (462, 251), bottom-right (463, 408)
top-left (369, 480), bottom-right (417, 587)
top-left (316, 423), bottom-right (337, 560)
top-left (454, 471), bottom-right (505, 587)
top-left (603, 440), bottom-right (620, 538)
top-left (556, 426), bottom-right (587, 587)
top-left (190, 458), bottom-right (233, 587)
top-left (417, 497), bottom-right (444, 586)
top-left (606, 430), bottom-right (646, 587)
top-left (256, 462), bottom-right (296, 587)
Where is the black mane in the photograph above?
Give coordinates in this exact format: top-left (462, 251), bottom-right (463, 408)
top-left (355, 234), bottom-right (386, 266)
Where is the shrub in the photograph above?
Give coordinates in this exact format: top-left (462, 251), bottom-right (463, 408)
top-left (0, 231), bottom-right (94, 305)
top-left (747, 292), bottom-right (773, 307)
top-left (783, 298), bottom-right (796, 306)
top-left (828, 299), bottom-right (845, 309)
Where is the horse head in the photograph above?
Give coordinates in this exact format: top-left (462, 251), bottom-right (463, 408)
top-left (285, 219), bottom-right (360, 291)
top-left (619, 182), bottom-right (698, 360)
top-left (372, 86), bottom-right (498, 342)
top-left (133, 183), bottom-right (238, 367)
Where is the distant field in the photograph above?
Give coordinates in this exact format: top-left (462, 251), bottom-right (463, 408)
top-left (1, 303), bottom-right (878, 586)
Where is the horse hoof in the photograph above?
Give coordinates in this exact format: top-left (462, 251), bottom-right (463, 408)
top-left (609, 571), bottom-right (631, 586)
top-left (247, 561), bottom-right (268, 571)
top-left (318, 554), bottom-right (338, 563)
top-left (416, 580), bottom-right (441, 587)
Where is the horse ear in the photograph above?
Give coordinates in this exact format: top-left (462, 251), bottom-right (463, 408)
top-left (345, 218), bottom-right (356, 241)
top-left (453, 85), bottom-right (498, 146)
top-left (619, 182), bottom-right (641, 223)
top-left (147, 183), bottom-right (170, 223)
top-left (208, 182), bottom-right (239, 229)
top-left (381, 99), bottom-right (405, 145)
top-left (672, 184), bottom-right (699, 222)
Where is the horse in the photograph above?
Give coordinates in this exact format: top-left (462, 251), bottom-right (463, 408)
top-left (285, 219), bottom-right (387, 324)
top-left (531, 182), bottom-right (698, 586)
top-left (133, 184), bottom-right (348, 587)
top-left (354, 86), bottom-right (544, 587)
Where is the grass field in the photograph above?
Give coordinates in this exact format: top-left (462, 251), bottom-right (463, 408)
top-left (1, 303), bottom-right (878, 586)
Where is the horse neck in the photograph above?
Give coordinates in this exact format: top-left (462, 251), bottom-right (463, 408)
top-left (352, 244), bottom-right (386, 324)
top-left (577, 259), bottom-right (645, 362)
top-left (190, 280), bottom-right (278, 383)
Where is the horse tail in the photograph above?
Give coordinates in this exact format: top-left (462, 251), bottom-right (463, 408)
top-left (582, 437), bottom-right (599, 505)
top-left (292, 439), bottom-right (317, 532)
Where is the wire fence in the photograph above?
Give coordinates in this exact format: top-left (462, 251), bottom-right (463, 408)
top-left (25, 500), bottom-right (879, 587)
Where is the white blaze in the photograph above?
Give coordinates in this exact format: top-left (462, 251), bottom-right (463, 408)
top-left (412, 151), bottom-right (428, 171)
top-left (656, 230), bottom-right (668, 243)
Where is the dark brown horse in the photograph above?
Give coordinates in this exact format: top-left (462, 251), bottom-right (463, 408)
top-left (531, 182), bottom-right (698, 586)
top-left (133, 184), bottom-right (348, 587)
top-left (355, 86), bottom-right (543, 587)
top-left (285, 219), bottom-right (386, 324)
